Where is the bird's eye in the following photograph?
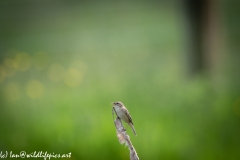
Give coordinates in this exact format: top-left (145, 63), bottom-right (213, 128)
top-left (116, 102), bottom-right (119, 104)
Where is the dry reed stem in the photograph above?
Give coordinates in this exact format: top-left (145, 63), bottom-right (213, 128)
top-left (114, 117), bottom-right (139, 160)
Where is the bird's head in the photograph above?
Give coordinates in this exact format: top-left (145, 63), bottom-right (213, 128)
top-left (112, 101), bottom-right (124, 108)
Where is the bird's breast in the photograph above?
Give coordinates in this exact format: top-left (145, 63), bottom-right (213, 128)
top-left (114, 106), bottom-right (129, 122)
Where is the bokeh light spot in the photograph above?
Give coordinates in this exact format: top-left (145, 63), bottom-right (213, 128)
top-left (26, 80), bottom-right (44, 99)
top-left (4, 82), bottom-right (21, 101)
top-left (33, 52), bottom-right (49, 70)
top-left (3, 58), bottom-right (16, 77)
top-left (0, 65), bottom-right (6, 84)
top-left (64, 68), bottom-right (82, 87)
top-left (48, 63), bottom-right (65, 82)
top-left (70, 60), bottom-right (87, 73)
top-left (14, 53), bottom-right (31, 71)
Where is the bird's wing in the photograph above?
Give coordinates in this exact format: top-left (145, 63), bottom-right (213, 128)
top-left (123, 107), bottom-right (134, 124)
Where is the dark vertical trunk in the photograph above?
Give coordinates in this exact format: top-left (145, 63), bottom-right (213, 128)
top-left (183, 0), bottom-right (209, 76)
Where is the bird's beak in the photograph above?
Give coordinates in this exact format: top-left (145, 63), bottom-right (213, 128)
top-left (112, 102), bottom-right (115, 105)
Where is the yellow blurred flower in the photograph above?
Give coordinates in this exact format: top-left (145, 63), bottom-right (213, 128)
top-left (26, 80), bottom-right (44, 99)
top-left (64, 68), bottom-right (82, 87)
top-left (14, 52), bottom-right (31, 71)
top-left (70, 60), bottom-right (87, 73)
top-left (3, 58), bottom-right (16, 77)
top-left (48, 63), bottom-right (66, 82)
top-left (0, 65), bottom-right (6, 84)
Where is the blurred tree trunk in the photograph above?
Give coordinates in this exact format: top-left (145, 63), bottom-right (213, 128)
top-left (183, 0), bottom-right (224, 77)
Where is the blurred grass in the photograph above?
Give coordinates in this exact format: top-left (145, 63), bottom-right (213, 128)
top-left (0, 1), bottom-right (240, 160)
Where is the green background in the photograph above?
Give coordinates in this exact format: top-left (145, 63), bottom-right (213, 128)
top-left (0, 1), bottom-right (240, 160)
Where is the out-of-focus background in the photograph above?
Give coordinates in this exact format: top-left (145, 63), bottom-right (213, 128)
top-left (0, 0), bottom-right (240, 160)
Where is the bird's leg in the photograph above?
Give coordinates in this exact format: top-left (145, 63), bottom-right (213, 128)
top-left (125, 123), bottom-right (129, 131)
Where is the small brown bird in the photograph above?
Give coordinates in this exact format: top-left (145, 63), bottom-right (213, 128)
top-left (112, 101), bottom-right (137, 136)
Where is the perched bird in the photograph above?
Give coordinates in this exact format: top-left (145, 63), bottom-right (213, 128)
top-left (112, 101), bottom-right (137, 136)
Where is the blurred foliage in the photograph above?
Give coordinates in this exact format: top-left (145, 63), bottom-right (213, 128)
top-left (0, 1), bottom-right (240, 160)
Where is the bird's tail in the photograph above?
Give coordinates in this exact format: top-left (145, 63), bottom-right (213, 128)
top-left (129, 122), bottom-right (137, 136)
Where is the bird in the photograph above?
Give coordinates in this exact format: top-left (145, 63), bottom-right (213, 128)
top-left (112, 101), bottom-right (137, 136)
